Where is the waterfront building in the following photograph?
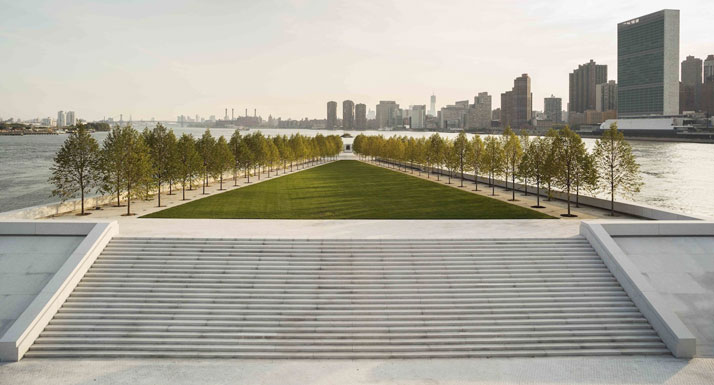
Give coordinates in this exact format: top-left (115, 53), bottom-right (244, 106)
top-left (466, 92), bottom-right (492, 129)
top-left (492, 108), bottom-right (501, 122)
top-left (66, 111), bottom-right (76, 126)
top-left (56, 111), bottom-right (65, 128)
top-left (596, 81), bottom-right (618, 112)
top-left (326, 101), bottom-right (337, 130)
top-left (429, 94), bottom-right (436, 116)
top-left (440, 100), bottom-right (469, 130)
top-left (500, 74), bottom-right (532, 129)
top-left (702, 55), bottom-right (714, 115)
top-left (407, 105), bottom-right (426, 129)
top-left (355, 103), bottom-right (367, 130)
top-left (618, 9), bottom-right (680, 117)
top-left (376, 101), bottom-right (400, 129)
top-left (569, 60), bottom-right (607, 120)
top-left (681, 55), bottom-right (703, 112)
top-left (342, 100), bottom-right (354, 130)
top-left (544, 95), bottom-right (562, 123)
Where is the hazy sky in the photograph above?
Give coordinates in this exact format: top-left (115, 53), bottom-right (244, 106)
top-left (1, 0), bottom-right (712, 122)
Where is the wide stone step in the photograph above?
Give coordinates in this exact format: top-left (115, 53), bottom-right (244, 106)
top-left (39, 328), bottom-right (659, 340)
top-left (23, 347), bottom-right (672, 359)
top-left (42, 322), bottom-right (657, 334)
top-left (33, 335), bottom-right (663, 347)
top-left (27, 341), bottom-right (667, 353)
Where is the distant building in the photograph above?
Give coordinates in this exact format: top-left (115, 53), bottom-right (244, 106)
top-left (407, 105), bottom-right (426, 129)
top-left (618, 9), bottom-right (680, 116)
top-left (355, 103), bottom-right (367, 130)
top-left (57, 111), bottom-right (66, 128)
top-left (466, 92), bottom-right (492, 129)
top-left (596, 81), bottom-right (618, 112)
top-left (491, 108), bottom-right (501, 122)
top-left (376, 101), bottom-right (400, 129)
top-left (544, 95), bottom-right (562, 123)
top-left (367, 108), bottom-right (376, 120)
top-left (704, 55), bottom-right (714, 115)
top-left (681, 55), bottom-right (703, 112)
top-left (326, 101), bottom-right (337, 129)
top-left (440, 100), bottom-right (469, 130)
top-left (500, 74), bottom-right (532, 129)
top-left (342, 100), bottom-right (354, 130)
top-left (429, 94), bottom-right (436, 116)
top-left (66, 111), bottom-right (76, 126)
top-left (569, 60), bottom-right (607, 118)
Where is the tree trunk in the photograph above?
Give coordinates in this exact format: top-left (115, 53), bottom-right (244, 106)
top-left (157, 179), bottom-right (161, 207)
top-left (182, 182), bottom-right (186, 200)
top-left (80, 185), bottom-right (85, 215)
top-left (127, 182), bottom-right (131, 216)
top-left (511, 174), bottom-right (516, 201)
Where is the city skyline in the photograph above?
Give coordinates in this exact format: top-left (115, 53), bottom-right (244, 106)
top-left (1, 1), bottom-right (713, 121)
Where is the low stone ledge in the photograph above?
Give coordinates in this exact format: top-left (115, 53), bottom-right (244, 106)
top-left (580, 221), bottom-right (697, 358)
top-left (0, 220), bottom-right (118, 361)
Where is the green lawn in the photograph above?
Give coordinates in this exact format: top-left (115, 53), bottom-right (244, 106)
top-left (143, 160), bottom-right (554, 219)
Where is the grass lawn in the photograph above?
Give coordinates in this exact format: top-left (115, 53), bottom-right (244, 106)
top-left (143, 160), bottom-right (554, 219)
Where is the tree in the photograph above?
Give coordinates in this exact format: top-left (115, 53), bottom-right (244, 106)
top-left (518, 129), bottom-right (531, 196)
top-left (443, 139), bottom-right (460, 184)
top-left (593, 123), bottom-right (643, 216)
top-left (212, 136), bottom-right (235, 190)
top-left (553, 126), bottom-right (585, 217)
top-left (426, 133), bottom-right (445, 180)
top-left (143, 124), bottom-right (175, 207)
top-left (195, 129), bottom-right (216, 194)
top-left (522, 137), bottom-right (549, 208)
top-left (502, 128), bottom-right (523, 201)
top-left (120, 126), bottom-right (152, 216)
top-left (467, 135), bottom-right (484, 191)
top-left (229, 130), bottom-right (243, 185)
top-left (574, 150), bottom-right (598, 208)
top-left (483, 135), bottom-right (504, 196)
top-left (176, 134), bottom-right (201, 200)
top-left (49, 125), bottom-right (101, 215)
top-left (99, 125), bottom-right (126, 207)
top-left (453, 131), bottom-right (470, 187)
top-left (543, 128), bottom-right (559, 201)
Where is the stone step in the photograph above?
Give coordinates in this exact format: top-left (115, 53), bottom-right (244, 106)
top-left (43, 322), bottom-right (657, 334)
top-left (27, 341), bottom-right (667, 353)
top-left (39, 328), bottom-right (659, 340)
top-left (98, 250), bottom-right (598, 258)
top-left (33, 335), bottom-right (664, 348)
top-left (23, 347), bottom-right (672, 359)
top-left (112, 237), bottom-right (588, 243)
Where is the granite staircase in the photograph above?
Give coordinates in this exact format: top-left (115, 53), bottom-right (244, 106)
top-left (26, 237), bottom-right (670, 358)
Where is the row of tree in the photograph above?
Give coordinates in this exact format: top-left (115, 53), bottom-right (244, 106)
top-left (49, 124), bottom-right (343, 215)
top-left (352, 124), bottom-right (642, 216)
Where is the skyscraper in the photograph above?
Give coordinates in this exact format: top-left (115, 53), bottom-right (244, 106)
top-left (596, 81), bottom-right (618, 112)
top-left (569, 60), bottom-right (607, 115)
top-left (408, 105), bottom-right (426, 129)
top-left (544, 95), bottom-right (562, 123)
top-left (66, 111), bottom-right (76, 126)
top-left (355, 103), bottom-right (367, 130)
top-left (703, 55), bottom-right (714, 115)
top-left (326, 101), bottom-right (337, 129)
top-left (618, 9), bottom-right (680, 117)
top-left (57, 111), bottom-right (65, 128)
top-left (680, 55), bottom-right (703, 112)
top-left (342, 100), bottom-right (354, 130)
top-left (376, 101), bottom-right (400, 129)
top-left (429, 94), bottom-right (436, 117)
top-left (466, 92), bottom-right (492, 129)
top-left (501, 74), bottom-right (532, 129)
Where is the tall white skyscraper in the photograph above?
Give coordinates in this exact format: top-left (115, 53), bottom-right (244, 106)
top-left (429, 94), bottom-right (436, 116)
top-left (66, 111), bottom-right (76, 126)
top-left (57, 111), bottom-right (66, 128)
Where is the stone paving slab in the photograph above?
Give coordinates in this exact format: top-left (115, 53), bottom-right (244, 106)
top-left (1, 357), bottom-right (713, 384)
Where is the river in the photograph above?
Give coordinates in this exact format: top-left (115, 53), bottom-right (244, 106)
top-left (1, 124), bottom-right (712, 218)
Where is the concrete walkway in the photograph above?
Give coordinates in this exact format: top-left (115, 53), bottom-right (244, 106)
top-left (1, 357), bottom-right (713, 384)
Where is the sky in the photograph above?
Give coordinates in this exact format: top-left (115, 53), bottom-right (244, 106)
top-left (1, 0), bottom-right (712, 122)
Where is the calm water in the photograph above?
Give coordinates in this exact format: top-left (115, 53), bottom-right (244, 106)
top-left (1, 124), bottom-right (713, 218)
